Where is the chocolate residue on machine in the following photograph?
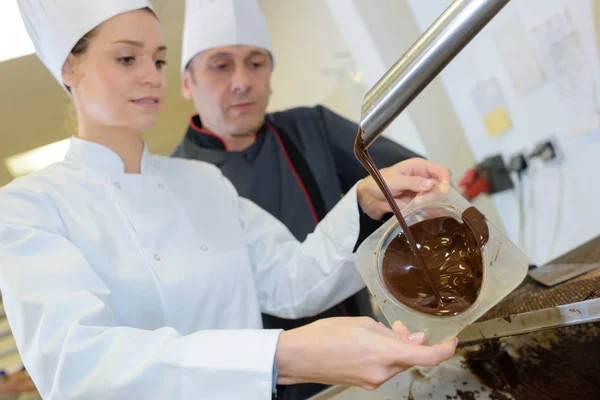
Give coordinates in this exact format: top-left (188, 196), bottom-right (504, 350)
top-left (463, 322), bottom-right (600, 399)
top-left (381, 208), bottom-right (486, 316)
top-left (462, 340), bottom-right (519, 391)
top-left (455, 389), bottom-right (477, 400)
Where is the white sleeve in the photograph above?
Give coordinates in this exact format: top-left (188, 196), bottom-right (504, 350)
top-left (227, 177), bottom-right (366, 319)
top-left (0, 186), bottom-right (280, 400)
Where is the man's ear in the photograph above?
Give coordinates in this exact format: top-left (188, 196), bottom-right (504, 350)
top-left (181, 70), bottom-right (194, 101)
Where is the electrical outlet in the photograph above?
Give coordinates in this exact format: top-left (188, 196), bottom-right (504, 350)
top-left (530, 141), bottom-right (556, 161)
top-left (509, 153), bottom-right (528, 173)
top-left (530, 135), bottom-right (563, 163)
top-left (478, 154), bottom-right (514, 194)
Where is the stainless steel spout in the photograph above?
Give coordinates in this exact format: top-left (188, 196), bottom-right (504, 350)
top-left (359, 0), bottom-right (510, 149)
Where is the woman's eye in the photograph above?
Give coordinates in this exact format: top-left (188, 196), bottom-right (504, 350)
top-left (118, 56), bottom-right (135, 66)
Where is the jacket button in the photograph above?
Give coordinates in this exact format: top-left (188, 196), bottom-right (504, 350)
top-left (154, 254), bottom-right (161, 261)
top-left (158, 183), bottom-right (165, 189)
top-left (200, 245), bottom-right (208, 251)
top-left (114, 182), bottom-right (122, 189)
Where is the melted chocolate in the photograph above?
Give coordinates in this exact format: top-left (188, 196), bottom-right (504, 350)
top-left (382, 209), bottom-right (486, 316)
top-left (354, 129), bottom-right (489, 316)
top-left (354, 132), bottom-right (442, 306)
top-left (462, 206), bottom-right (489, 247)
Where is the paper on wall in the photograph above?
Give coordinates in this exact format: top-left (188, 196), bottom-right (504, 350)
top-left (472, 77), bottom-right (513, 138)
top-left (493, 15), bottom-right (546, 96)
top-left (530, 8), bottom-right (600, 137)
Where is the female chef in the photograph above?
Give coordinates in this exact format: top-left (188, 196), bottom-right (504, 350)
top-left (0, 1), bottom-right (456, 399)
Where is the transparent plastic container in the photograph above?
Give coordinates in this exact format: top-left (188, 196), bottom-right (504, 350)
top-left (355, 184), bottom-right (528, 345)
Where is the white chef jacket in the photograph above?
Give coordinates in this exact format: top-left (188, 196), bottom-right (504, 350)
top-left (0, 137), bottom-right (366, 399)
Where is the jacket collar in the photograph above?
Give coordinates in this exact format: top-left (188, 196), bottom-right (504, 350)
top-left (184, 114), bottom-right (267, 152)
top-left (64, 136), bottom-right (153, 174)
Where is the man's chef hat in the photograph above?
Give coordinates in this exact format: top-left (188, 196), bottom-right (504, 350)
top-left (17, 0), bottom-right (154, 91)
top-left (181, 0), bottom-right (273, 75)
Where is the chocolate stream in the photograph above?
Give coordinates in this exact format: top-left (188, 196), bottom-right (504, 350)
top-left (354, 131), bottom-right (442, 306)
top-left (354, 129), bottom-right (490, 315)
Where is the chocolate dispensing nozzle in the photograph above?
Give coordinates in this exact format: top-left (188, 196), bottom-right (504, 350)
top-left (358, 0), bottom-right (511, 150)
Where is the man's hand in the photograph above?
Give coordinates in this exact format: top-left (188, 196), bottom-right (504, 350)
top-left (276, 317), bottom-right (457, 390)
top-left (357, 158), bottom-right (451, 220)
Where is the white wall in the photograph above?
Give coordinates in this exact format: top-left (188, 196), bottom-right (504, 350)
top-left (259, 0), bottom-right (347, 113)
top-left (258, 0), bottom-right (428, 157)
top-left (324, 0), bottom-right (429, 157)
top-left (408, 0), bottom-right (600, 264)
top-left (326, 0), bottom-right (505, 231)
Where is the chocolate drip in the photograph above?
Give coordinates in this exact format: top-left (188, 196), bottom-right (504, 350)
top-left (354, 131), bottom-right (442, 306)
top-left (354, 128), bottom-right (489, 316)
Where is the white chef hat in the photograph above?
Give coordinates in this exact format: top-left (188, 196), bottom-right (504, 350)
top-left (17, 0), bottom-right (154, 92)
top-left (181, 0), bottom-right (273, 75)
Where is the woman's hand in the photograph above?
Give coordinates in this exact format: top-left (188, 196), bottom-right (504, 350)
top-left (276, 317), bottom-right (457, 390)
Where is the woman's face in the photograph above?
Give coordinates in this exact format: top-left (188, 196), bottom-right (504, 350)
top-left (63, 9), bottom-right (167, 133)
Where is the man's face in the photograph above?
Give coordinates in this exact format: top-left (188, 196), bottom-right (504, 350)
top-left (181, 45), bottom-right (272, 137)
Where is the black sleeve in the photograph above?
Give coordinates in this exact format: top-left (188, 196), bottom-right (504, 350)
top-left (312, 106), bottom-right (419, 250)
top-left (315, 105), bottom-right (424, 194)
top-left (354, 200), bottom-right (391, 252)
